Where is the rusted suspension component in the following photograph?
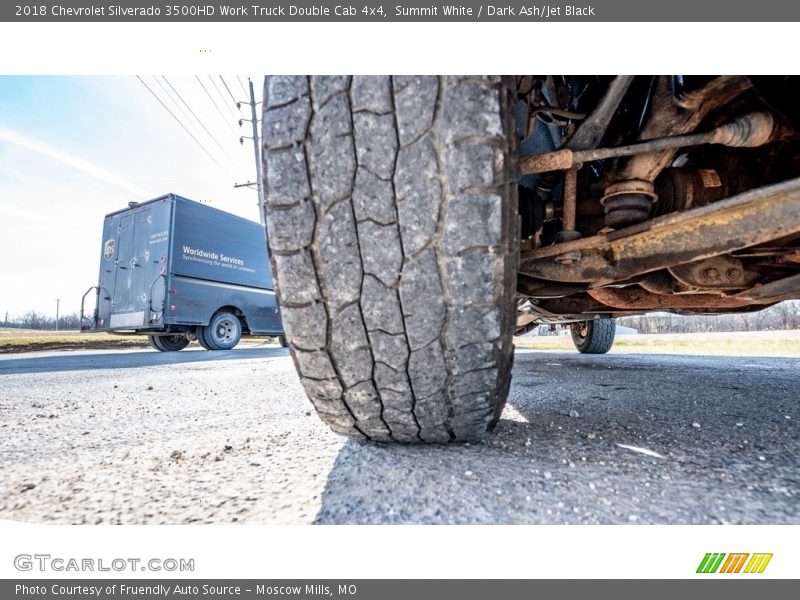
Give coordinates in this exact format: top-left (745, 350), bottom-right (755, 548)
top-left (618, 76), bottom-right (752, 183)
top-left (517, 274), bottom-right (587, 298)
top-left (668, 256), bottom-right (760, 291)
top-left (531, 290), bottom-right (771, 323)
top-left (519, 177), bottom-right (800, 285)
top-left (653, 168), bottom-right (735, 215)
top-left (554, 166), bottom-right (583, 264)
top-left (734, 273), bottom-right (800, 303)
top-left (601, 180), bottom-right (658, 228)
top-left (587, 288), bottom-right (752, 310)
top-left (524, 296), bottom-right (612, 319)
top-left (595, 76), bottom-right (752, 228)
top-left (561, 165), bottom-right (578, 231)
top-left (520, 112), bottom-right (775, 175)
top-left (565, 75), bottom-right (635, 150)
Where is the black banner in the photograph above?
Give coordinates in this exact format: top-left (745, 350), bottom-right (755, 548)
top-left (3, 0), bottom-right (800, 22)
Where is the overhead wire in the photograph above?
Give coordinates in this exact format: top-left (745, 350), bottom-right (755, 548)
top-left (209, 75), bottom-right (240, 120)
top-left (195, 75), bottom-right (239, 136)
top-left (219, 75), bottom-right (243, 111)
top-left (236, 75), bottom-right (248, 97)
top-left (135, 75), bottom-right (227, 172)
top-left (158, 76), bottom-right (235, 164)
top-left (152, 76), bottom-right (207, 144)
top-left (162, 76), bottom-right (237, 165)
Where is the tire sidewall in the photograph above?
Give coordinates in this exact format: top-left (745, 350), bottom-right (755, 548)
top-left (148, 335), bottom-right (166, 352)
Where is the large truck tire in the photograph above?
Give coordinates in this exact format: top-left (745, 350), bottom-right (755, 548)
top-left (571, 318), bottom-right (616, 354)
top-left (201, 311), bottom-right (242, 350)
top-left (196, 330), bottom-right (213, 350)
top-left (263, 76), bottom-right (519, 443)
top-left (148, 334), bottom-right (190, 352)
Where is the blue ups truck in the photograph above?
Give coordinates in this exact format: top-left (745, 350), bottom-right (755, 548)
top-left (82, 193), bottom-right (284, 351)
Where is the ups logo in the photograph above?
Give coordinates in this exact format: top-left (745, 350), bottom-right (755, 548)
top-left (104, 239), bottom-right (115, 259)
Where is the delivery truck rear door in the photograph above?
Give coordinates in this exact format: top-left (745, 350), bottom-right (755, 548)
top-left (108, 208), bottom-right (151, 328)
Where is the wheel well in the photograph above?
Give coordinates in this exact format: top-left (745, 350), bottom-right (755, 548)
top-left (211, 306), bottom-right (249, 333)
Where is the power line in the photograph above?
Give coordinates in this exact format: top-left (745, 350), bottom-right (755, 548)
top-left (209, 75), bottom-right (239, 120)
top-left (219, 75), bottom-right (242, 111)
top-left (162, 76), bottom-right (236, 165)
top-left (153, 76), bottom-right (206, 142)
top-left (162, 75), bottom-right (236, 166)
top-left (196, 75), bottom-right (239, 136)
top-left (157, 76), bottom-right (235, 164)
top-left (237, 75), bottom-right (248, 97)
top-left (135, 75), bottom-right (226, 172)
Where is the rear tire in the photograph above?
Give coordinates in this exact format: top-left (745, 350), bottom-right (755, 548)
top-left (196, 329), bottom-right (213, 350)
top-left (203, 311), bottom-right (242, 350)
top-left (148, 334), bottom-right (190, 352)
top-left (571, 318), bottom-right (616, 354)
top-left (263, 76), bottom-right (519, 443)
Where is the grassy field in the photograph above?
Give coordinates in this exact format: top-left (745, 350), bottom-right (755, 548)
top-left (514, 329), bottom-right (800, 357)
top-left (0, 328), bottom-right (276, 354)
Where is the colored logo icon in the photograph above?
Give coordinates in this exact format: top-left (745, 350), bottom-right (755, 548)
top-left (697, 553), bottom-right (773, 574)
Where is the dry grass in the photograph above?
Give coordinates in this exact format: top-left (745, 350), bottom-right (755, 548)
top-left (514, 329), bottom-right (800, 357)
top-left (3, 328), bottom-right (798, 357)
top-left (0, 329), bottom-right (148, 353)
top-left (0, 328), bottom-right (281, 354)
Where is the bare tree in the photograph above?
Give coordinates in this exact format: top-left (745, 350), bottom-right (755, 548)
top-left (20, 311), bottom-right (45, 329)
top-left (771, 301), bottom-right (800, 330)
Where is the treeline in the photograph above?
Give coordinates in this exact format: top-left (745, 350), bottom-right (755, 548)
top-left (4, 301), bottom-right (800, 334)
top-left (617, 301), bottom-right (800, 334)
top-left (1, 311), bottom-right (84, 331)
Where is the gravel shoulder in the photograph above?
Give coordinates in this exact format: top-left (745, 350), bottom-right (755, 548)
top-left (0, 347), bottom-right (797, 524)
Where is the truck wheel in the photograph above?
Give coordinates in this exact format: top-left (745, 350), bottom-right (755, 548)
top-left (196, 329), bottom-right (213, 351)
top-left (202, 311), bottom-right (242, 350)
top-left (571, 318), bottom-right (616, 354)
top-left (277, 335), bottom-right (288, 348)
top-left (263, 76), bottom-right (518, 443)
top-left (148, 334), bottom-right (190, 352)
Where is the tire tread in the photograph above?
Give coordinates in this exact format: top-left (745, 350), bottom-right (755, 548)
top-left (572, 318), bottom-right (616, 354)
top-left (264, 76), bottom-right (518, 443)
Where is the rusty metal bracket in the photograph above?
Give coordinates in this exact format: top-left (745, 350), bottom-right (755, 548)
top-left (519, 177), bottom-right (800, 285)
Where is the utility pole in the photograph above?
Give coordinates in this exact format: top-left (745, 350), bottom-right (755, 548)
top-left (248, 79), bottom-right (265, 226)
top-left (55, 298), bottom-right (60, 332)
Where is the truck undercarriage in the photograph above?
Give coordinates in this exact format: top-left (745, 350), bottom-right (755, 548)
top-left (514, 76), bottom-right (800, 334)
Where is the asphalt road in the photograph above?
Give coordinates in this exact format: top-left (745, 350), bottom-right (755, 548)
top-left (0, 345), bottom-right (797, 524)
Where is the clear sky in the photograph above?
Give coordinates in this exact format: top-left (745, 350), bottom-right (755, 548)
top-left (0, 75), bottom-right (262, 319)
